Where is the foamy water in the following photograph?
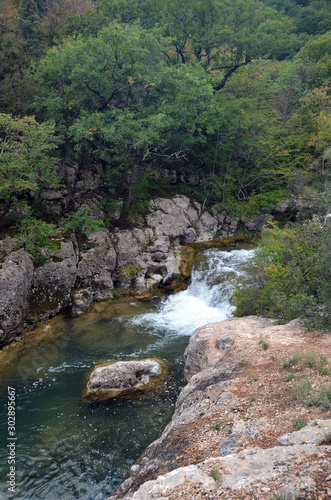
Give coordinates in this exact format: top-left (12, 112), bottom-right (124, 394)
top-left (131, 248), bottom-right (255, 336)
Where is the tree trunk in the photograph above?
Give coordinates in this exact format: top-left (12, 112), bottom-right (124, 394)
top-left (118, 151), bottom-right (143, 228)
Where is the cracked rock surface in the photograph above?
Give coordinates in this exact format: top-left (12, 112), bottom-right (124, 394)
top-left (109, 316), bottom-right (331, 500)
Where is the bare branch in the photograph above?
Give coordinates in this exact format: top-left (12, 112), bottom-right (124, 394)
top-left (151, 147), bottom-right (190, 161)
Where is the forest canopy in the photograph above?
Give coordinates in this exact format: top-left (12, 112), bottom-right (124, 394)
top-left (0, 0), bottom-right (329, 225)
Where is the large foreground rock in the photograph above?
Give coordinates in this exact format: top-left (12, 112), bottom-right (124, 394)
top-left (109, 317), bottom-right (331, 499)
top-left (123, 420), bottom-right (331, 500)
top-left (83, 358), bottom-right (168, 403)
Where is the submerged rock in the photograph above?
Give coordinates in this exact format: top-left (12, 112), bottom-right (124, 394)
top-left (83, 358), bottom-right (168, 403)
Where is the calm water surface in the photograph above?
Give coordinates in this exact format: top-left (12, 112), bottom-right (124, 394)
top-left (0, 247), bottom-right (254, 499)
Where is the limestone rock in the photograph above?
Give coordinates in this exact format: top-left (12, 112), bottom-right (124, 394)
top-left (0, 237), bottom-right (20, 260)
top-left (71, 289), bottom-right (94, 316)
top-left (0, 195), bottom-right (251, 346)
top-left (26, 241), bottom-right (77, 322)
top-left (77, 231), bottom-right (116, 305)
top-left (184, 329), bottom-right (236, 380)
top-left (276, 422), bottom-right (330, 447)
top-left (0, 250), bottom-right (34, 345)
top-left (146, 196), bottom-right (198, 245)
top-left (115, 230), bottom-right (141, 268)
top-left (78, 231), bottom-right (116, 279)
top-left (83, 358), bottom-right (168, 402)
top-left (196, 212), bottom-right (218, 242)
top-left (218, 437), bottom-right (238, 456)
top-left (217, 421), bottom-right (331, 491)
top-left (128, 465), bottom-right (216, 500)
top-left (110, 317), bottom-right (331, 500)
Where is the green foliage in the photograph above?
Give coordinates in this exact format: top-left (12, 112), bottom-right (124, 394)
top-left (16, 0), bottom-right (43, 52)
top-left (262, 1), bottom-right (331, 37)
top-left (305, 383), bottom-right (331, 410)
top-left (0, 113), bottom-right (58, 202)
top-left (282, 351), bottom-right (329, 374)
top-left (234, 218), bottom-right (331, 330)
top-left (269, 492), bottom-right (289, 500)
top-left (291, 376), bottom-right (312, 401)
top-left (17, 216), bottom-right (59, 264)
top-left (61, 209), bottom-right (104, 243)
top-left (320, 431), bottom-right (331, 445)
top-left (120, 264), bottom-right (141, 279)
top-left (33, 21), bottom-right (217, 224)
top-left (209, 469), bottom-right (221, 482)
top-left (0, 0), bottom-right (330, 240)
top-left (157, 0), bottom-right (296, 78)
top-left (292, 416), bottom-right (307, 430)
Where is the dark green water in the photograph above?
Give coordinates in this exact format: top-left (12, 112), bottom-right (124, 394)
top-left (0, 300), bottom-right (188, 500)
top-left (0, 247), bottom-right (254, 499)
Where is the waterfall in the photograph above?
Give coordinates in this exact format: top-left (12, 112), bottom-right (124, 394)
top-left (0, 246), bottom-right (254, 500)
top-left (131, 248), bottom-right (255, 336)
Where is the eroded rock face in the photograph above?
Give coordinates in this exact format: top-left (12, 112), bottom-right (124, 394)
top-left (147, 196), bottom-right (198, 244)
top-left (26, 241), bottom-right (78, 322)
top-left (75, 230), bottom-right (116, 308)
top-left (0, 250), bottom-right (34, 345)
top-left (83, 358), bottom-right (168, 403)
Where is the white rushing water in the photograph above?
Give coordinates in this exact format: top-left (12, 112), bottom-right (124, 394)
top-left (131, 248), bottom-right (255, 336)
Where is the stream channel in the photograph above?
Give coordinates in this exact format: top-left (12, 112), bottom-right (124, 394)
top-left (0, 246), bottom-right (254, 500)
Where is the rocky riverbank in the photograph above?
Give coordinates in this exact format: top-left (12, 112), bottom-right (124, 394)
top-left (110, 316), bottom-right (331, 500)
top-left (0, 195), bottom-right (260, 347)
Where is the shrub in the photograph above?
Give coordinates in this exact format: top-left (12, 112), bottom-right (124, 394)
top-left (0, 113), bottom-right (58, 203)
top-left (61, 209), bottom-right (104, 245)
top-left (291, 377), bottom-right (312, 401)
top-left (209, 469), bottom-right (221, 482)
top-left (120, 264), bottom-right (141, 279)
top-left (319, 431), bottom-right (331, 445)
top-left (305, 383), bottom-right (331, 410)
top-left (233, 219), bottom-right (331, 330)
top-left (17, 217), bottom-right (59, 265)
top-left (292, 417), bottom-right (307, 430)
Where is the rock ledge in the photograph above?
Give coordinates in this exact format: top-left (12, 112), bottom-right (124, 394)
top-left (109, 316), bottom-right (331, 499)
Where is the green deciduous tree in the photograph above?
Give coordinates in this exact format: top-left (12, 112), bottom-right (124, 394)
top-left (157, 0), bottom-right (297, 89)
top-left (0, 113), bottom-right (58, 202)
top-left (33, 21), bottom-right (216, 225)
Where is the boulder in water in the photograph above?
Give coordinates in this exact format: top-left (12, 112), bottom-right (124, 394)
top-left (83, 358), bottom-right (168, 402)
